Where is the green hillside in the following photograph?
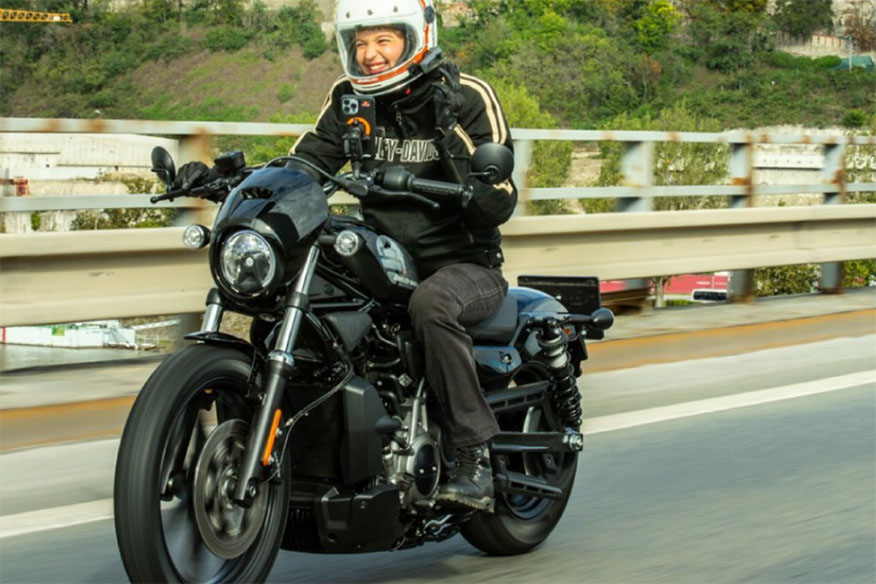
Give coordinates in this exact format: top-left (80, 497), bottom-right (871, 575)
top-left (2, 0), bottom-right (873, 131)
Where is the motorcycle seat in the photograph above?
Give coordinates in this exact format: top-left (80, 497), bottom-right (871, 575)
top-left (466, 294), bottom-right (518, 344)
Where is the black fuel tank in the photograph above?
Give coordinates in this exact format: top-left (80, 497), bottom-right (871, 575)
top-left (327, 218), bottom-right (419, 303)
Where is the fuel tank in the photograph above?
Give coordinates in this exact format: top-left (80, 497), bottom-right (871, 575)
top-left (324, 217), bottom-right (419, 303)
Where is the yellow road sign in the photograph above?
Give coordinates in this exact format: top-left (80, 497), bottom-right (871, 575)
top-left (0, 9), bottom-right (72, 23)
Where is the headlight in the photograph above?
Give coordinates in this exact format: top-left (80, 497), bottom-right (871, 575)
top-left (220, 231), bottom-right (277, 295)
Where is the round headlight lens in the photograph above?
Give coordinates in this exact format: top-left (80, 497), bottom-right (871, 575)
top-left (220, 231), bottom-right (277, 295)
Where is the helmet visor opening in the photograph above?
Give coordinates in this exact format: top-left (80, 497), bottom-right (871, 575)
top-left (338, 23), bottom-right (423, 81)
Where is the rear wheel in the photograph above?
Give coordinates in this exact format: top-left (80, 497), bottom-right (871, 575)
top-left (114, 344), bottom-right (290, 583)
top-left (461, 362), bottom-right (578, 555)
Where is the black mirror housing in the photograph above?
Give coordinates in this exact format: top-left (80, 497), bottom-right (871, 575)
top-left (470, 143), bottom-right (514, 185)
top-left (151, 146), bottom-right (176, 188)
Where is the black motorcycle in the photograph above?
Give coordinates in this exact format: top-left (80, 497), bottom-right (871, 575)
top-left (113, 131), bottom-right (613, 583)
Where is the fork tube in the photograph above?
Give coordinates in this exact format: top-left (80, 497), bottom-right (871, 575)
top-left (201, 288), bottom-right (223, 332)
top-left (272, 245), bottom-right (320, 355)
top-left (233, 245), bottom-right (320, 504)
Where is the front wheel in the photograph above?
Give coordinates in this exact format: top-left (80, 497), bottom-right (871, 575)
top-left (461, 362), bottom-right (578, 556)
top-left (114, 344), bottom-right (290, 583)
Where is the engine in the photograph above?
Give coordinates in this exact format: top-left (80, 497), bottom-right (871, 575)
top-left (382, 391), bottom-right (442, 510)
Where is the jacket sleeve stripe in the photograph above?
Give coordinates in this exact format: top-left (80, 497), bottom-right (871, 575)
top-left (289, 76), bottom-right (348, 155)
top-left (453, 125), bottom-right (477, 155)
top-left (459, 74), bottom-right (507, 145)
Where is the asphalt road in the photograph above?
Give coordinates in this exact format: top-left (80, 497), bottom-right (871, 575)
top-left (1, 336), bottom-right (874, 583)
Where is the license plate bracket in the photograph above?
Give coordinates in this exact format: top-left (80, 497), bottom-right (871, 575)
top-left (517, 275), bottom-right (601, 315)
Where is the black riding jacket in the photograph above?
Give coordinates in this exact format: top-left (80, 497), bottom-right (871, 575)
top-left (289, 71), bottom-right (518, 279)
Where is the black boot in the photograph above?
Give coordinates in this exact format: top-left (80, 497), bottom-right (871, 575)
top-left (437, 443), bottom-right (494, 512)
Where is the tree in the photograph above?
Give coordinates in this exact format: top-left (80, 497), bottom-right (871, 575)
top-left (678, 0), bottom-right (768, 14)
top-left (596, 101), bottom-right (729, 212)
top-left (633, 0), bottom-right (681, 52)
top-left (842, 0), bottom-right (876, 51)
top-left (772, 0), bottom-right (834, 37)
top-left (488, 79), bottom-right (573, 215)
top-left (685, 0), bottom-right (772, 71)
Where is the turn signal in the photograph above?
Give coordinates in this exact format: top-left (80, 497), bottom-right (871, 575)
top-left (183, 224), bottom-right (211, 250)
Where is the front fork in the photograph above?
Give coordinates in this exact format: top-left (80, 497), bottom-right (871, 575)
top-left (199, 245), bottom-right (321, 505)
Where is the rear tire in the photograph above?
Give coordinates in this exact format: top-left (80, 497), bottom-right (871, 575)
top-left (114, 344), bottom-right (290, 583)
top-left (461, 363), bottom-right (578, 556)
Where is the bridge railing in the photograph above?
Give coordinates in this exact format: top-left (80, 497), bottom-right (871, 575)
top-left (1, 118), bottom-right (874, 327)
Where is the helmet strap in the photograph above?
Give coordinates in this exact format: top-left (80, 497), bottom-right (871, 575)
top-left (410, 48), bottom-right (444, 79)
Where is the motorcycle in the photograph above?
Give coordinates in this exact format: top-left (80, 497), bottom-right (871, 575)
top-left (113, 124), bottom-right (614, 582)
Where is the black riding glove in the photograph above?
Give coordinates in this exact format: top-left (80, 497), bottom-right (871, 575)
top-left (432, 63), bottom-right (465, 136)
top-left (173, 161), bottom-right (219, 191)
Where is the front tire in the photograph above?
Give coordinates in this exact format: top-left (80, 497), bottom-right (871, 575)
top-left (114, 344), bottom-right (290, 583)
top-left (461, 363), bottom-right (578, 556)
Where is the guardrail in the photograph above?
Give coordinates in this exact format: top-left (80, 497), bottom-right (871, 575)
top-left (1, 118), bottom-right (874, 327)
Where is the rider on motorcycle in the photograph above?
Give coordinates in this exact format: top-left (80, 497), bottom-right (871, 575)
top-left (176, 0), bottom-right (518, 512)
top-left (289, 0), bottom-right (518, 512)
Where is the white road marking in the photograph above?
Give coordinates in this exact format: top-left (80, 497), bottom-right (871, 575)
top-left (582, 370), bottom-right (875, 435)
top-left (0, 498), bottom-right (112, 539)
top-left (1, 370), bottom-right (873, 540)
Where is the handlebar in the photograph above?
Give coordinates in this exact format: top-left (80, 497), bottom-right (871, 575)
top-left (375, 166), bottom-right (472, 208)
top-left (149, 176), bottom-right (242, 204)
top-left (150, 188), bottom-right (190, 204)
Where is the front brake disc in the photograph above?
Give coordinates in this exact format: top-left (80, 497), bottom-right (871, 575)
top-left (193, 419), bottom-right (269, 559)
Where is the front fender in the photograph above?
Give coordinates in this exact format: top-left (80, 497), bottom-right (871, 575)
top-left (184, 331), bottom-right (261, 360)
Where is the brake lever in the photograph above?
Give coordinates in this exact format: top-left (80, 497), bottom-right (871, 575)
top-left (149, 179), bottom-right (228, 204)
top-left (408, 192), bottom-right (441, 211)
top-left (335, 176), bottom-right (370, 198)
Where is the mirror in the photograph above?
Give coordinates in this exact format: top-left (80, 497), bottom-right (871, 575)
top-left (471, 143), bottom-right (514, 185)
top-left (151, 146), bottom-right (176, 188)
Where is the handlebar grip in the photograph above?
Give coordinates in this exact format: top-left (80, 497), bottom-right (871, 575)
top-left (150, 188), bottom-right (187, 203)
top-left (409, 177), bottom-right (465, 198)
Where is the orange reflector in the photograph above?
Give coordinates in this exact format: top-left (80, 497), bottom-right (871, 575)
top-left (261, 409), bottom-right (282, 467)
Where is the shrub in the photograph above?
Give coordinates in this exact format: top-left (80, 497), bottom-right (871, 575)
top-left (844, 260), bottom-right (876, 288)
top-left (145, 34), bottom-right (192, 63)
top-left (842, 109), bottom-right (868, 128)
top-left (277, 83), bottom-right (294, 103)
top-left (201, 26), bottom-right (249, 52)
top-left (814, 55), bottom-right (842, 68)
top-left (91, 88), bottom-right (119, 108)
top-left (754, 264), bottom-right (818, 296)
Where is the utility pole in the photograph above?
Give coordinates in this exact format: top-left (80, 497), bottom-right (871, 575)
top-left (842, 34), bottom-right (854, 70)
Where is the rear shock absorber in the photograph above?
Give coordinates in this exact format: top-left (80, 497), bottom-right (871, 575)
top-left (536, 320), bottom-right (582, 429)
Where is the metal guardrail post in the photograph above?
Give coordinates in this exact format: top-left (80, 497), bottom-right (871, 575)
top-left (512, 138), bottom-right (532, 217)
top-left (728, 142), bottom-right (756, 301)
top-left (820, 143), bottom-right (846, 293)
top-left (618, 141), bottom-right (654, 213)
top-left (618, 140), bottom-right (653, 307)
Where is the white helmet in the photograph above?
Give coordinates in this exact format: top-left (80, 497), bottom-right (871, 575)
top-left (335, 0), bottom-right (439, 96)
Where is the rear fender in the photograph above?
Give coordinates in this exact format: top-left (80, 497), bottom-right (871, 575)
top-left (510, 288), bottom-right (586, 376)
